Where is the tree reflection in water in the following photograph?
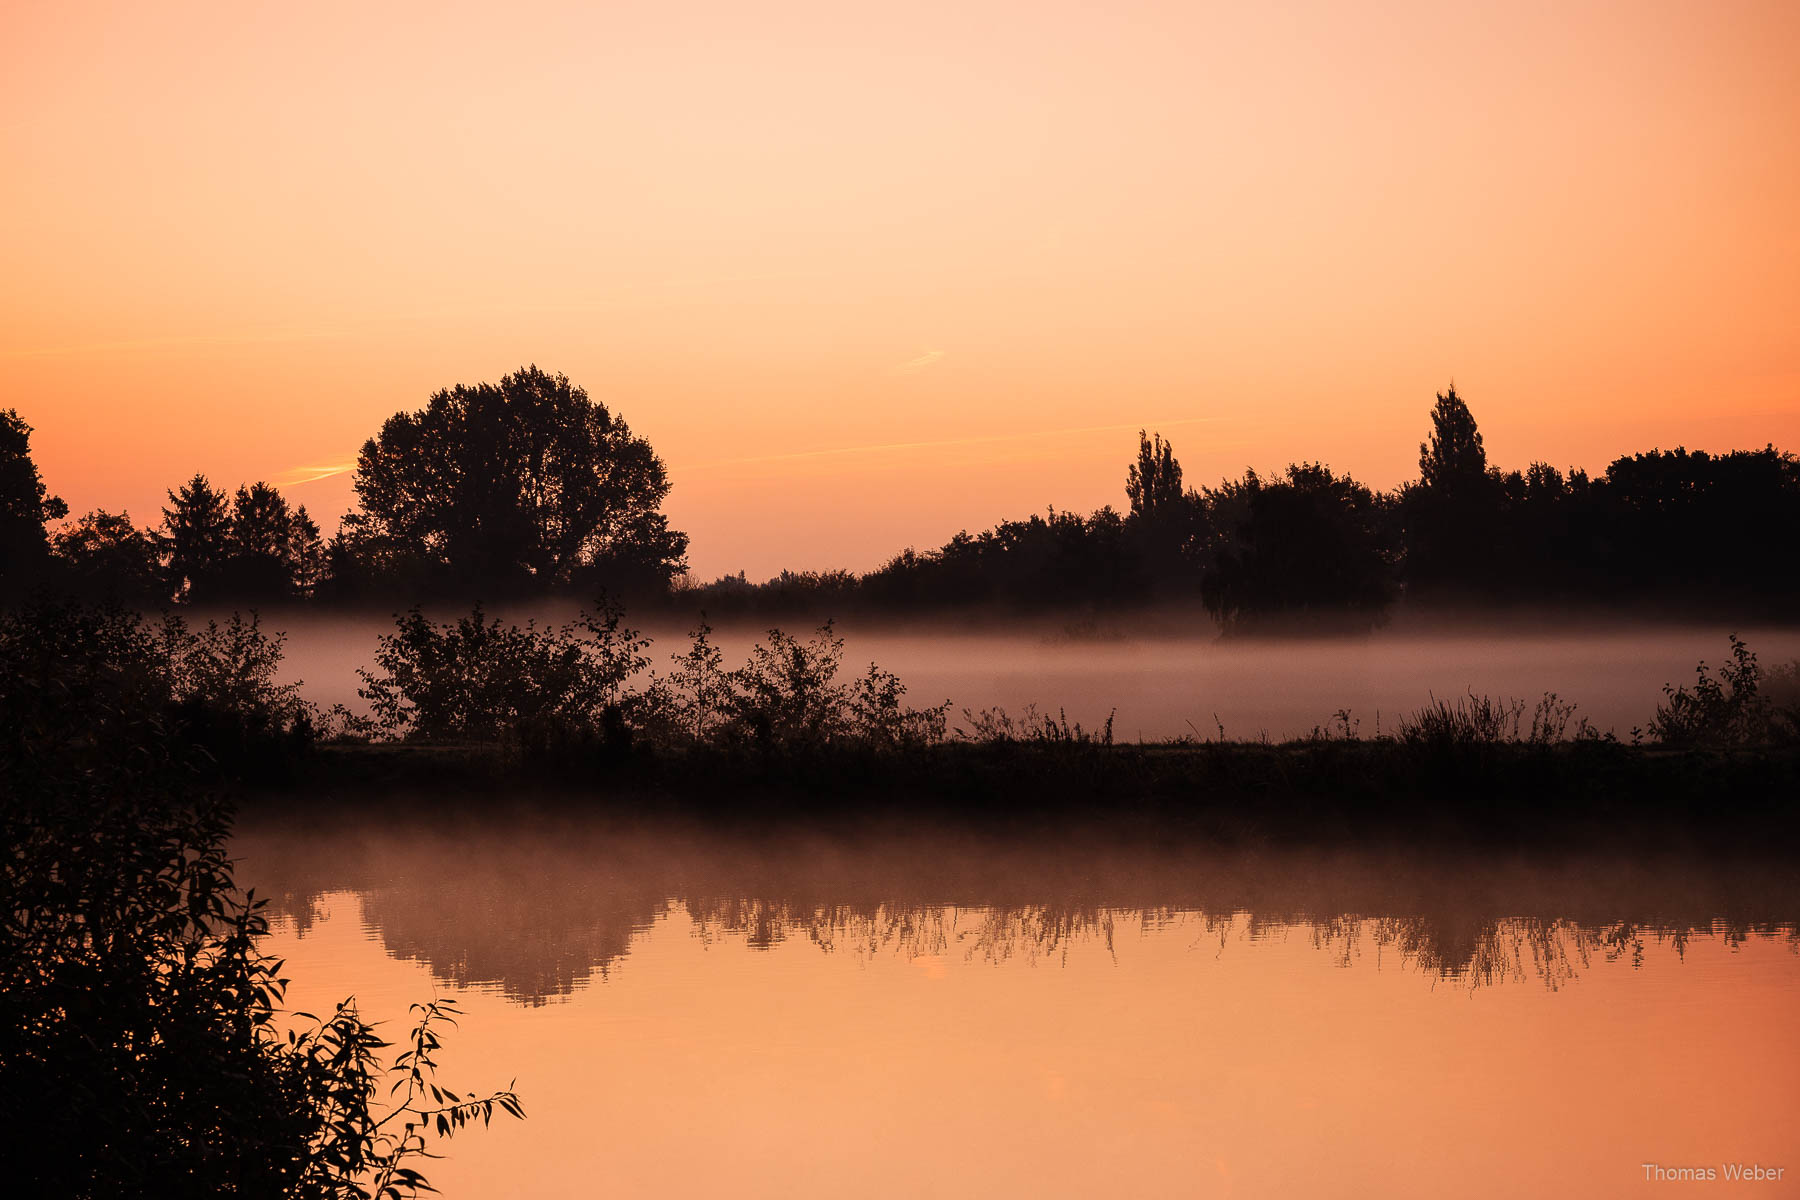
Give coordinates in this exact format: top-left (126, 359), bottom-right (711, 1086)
top-left (234, 807), bottom-right (1800, 1004)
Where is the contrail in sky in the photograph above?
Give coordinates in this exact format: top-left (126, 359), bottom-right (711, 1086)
top-left (277, 419), bottom-right (1223, 489)
top-left (892, 349), bottom-right (945, 374)
top-left (693, 417), bottom-right (1222, 470)
top-left (274, 461), bottom-right (357, 488)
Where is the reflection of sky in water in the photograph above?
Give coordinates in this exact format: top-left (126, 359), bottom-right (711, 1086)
top-left (243, 818), bottom-right (1800, 1199)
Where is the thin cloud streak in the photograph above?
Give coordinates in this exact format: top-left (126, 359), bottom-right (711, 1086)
top-left (274, 461), bottom-right (357, 488)
top-left (892, 349), bottom-right (945, 374)
top-left (256, 417), bottom-right (1226, 493)
top-left (688, 417), bottom-right (1222, 471)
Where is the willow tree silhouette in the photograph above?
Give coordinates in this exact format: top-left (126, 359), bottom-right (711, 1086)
top-left (0, 409), bottom-right (67, 595)
top-left (340, 365), bottom-right (688, 596)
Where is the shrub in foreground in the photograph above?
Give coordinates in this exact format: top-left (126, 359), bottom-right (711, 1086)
top-left (0, 597), bottom-right (325, 773)
top-left (662, 620), bottom-right (950, 751)
top-left (1649, 635), bottom-right (1793, 748)
top-left (0, 783), bottom-right (524, 1198)
top-left (358, 607), bottom-right (951, 753)
top-left (0, 597), bottom-right (523, 1197)
top-left (358, 601), bottom-right (648, 744)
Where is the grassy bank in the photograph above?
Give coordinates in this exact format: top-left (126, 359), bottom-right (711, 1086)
top-left (7, 596), bottom-right (1796, 852)
top-left (267, 736), bottom-right (1800, 850)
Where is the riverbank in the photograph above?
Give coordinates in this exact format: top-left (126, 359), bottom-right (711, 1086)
top-left (260, 738), bottom-right (1800, 850)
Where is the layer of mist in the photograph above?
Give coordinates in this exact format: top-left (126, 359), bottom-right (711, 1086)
top-left (255, 609), bottom-right (1800, 742)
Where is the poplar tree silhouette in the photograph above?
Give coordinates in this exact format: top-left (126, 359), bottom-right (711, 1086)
top-left (1418, 385), bottom-right (1487, 491)
top-left (1126, 430), bottom-right (1184, 520)
top-left (1404, 386), bottom-right (1501, 594)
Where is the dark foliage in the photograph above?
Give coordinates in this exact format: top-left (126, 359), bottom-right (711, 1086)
top-left (1650, 635), bottom-right (1800, 747)
top-left (341, 365), bottom-right (687, 598)
top-left (1584, 447), bottom-right (1800, 602)
top-left (1402, 385), bottom-right (1502, 593)
top-left (0, 408), bottom-right (68, 596)
top-left (157, 475), bottom-right (328, 605)
top-left (358, 601), bottom-right (649, 747)
top-left (217, 482), bottom-right (306, 602)
top-left (160, 473), bottom-right (233, 601)
top-left (1200, 464), bottom-right (1396, 629)
top-left (15, 383), bottom-right (1800, 620)
top-left (356, 605), bottom-right (951, 755)
top-left (1125, 428), bottom-right (1184, 521)
top-left (676, 620), bottom-right (951, 751)
top-left (0, 598), bottom-right (320, 779)
top-left (0, 598), bottom-right (522, 1197)
top-left (862, 506), bottom-right (1150, 612)
top-left (332, 611), bottom-right (1800, 840)
top-left (668, 399), bottom-right (1798, 624)
top-left (0, 786), bottom-right (523, 1198)
top-left (49, 510), bottom-right (166, 605)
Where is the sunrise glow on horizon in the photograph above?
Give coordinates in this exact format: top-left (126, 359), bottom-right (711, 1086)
top-left (6, 0), bottom-right (1797, 579)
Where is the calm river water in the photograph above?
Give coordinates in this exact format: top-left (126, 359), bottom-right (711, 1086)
top-left (236, 812), bottom-right (1800, 1198)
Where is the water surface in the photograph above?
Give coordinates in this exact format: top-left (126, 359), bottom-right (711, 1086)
top-left (238, 812), bottom-right (1800, 1198)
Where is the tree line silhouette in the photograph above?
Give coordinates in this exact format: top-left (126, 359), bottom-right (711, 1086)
top-left (3, 373), bottom-right (1796, 622)
top-left (685, 387), bottom-right (1800, 624)
top-left (0, 367), bottom-right (686, 608)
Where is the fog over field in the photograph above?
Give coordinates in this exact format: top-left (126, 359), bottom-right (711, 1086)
top-left (258, 610), bottom-right (1800, 742)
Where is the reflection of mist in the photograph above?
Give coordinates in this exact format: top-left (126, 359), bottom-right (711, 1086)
top-left (235, 811), bottom-right (1800, 1005)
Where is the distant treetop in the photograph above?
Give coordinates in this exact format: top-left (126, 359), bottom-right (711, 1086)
top-left (1, 409), bottom-right (68, 593)
top-left (1126, 429), bottom-right (1184, 521)
top-left (342, 365), bottom-right (688, 594)
top-left (1418, 385), bottom-right (1488, 492)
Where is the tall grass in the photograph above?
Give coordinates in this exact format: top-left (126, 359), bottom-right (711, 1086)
top-left (954, 703), bottom-right (1117, 746)
top-left (1393, 691), bottom-right (1597, 748)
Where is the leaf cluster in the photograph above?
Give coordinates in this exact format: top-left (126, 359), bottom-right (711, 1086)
top-left (357, 608), bottom-right (952, 754)
top-left (0, 723), bottom-right (522, 1197)
top-left (1650, 635), bottom-right (1796, 748)
top-left (357, 600), bottom-right (649, 744)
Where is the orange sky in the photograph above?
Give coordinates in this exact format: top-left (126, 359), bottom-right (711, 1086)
top-left (5, 0), bottom-right (1797, 579)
